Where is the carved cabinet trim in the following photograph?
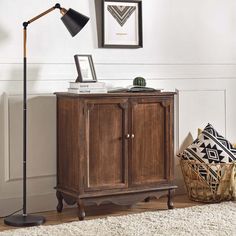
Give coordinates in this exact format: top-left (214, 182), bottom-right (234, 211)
top-left (55, 92), bottom-right (177, 220)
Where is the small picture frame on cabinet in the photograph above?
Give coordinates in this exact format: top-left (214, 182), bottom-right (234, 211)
top-left (102, 0), bottom-right (143, 48)
top-left (74, 55), bottom-right (97, 83)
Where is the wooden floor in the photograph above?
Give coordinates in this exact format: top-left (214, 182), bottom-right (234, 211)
top-left (0, 194), bottom-right (203, 232)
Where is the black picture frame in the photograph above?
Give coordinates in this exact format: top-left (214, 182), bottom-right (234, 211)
top-left (74, 55), bottom-right (97, 83)
top-left (102, 0), bottom-right (143, 48)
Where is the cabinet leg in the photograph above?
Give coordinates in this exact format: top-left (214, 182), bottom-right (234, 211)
top-left (144, 197), bottom-right (151, 202)
top-left (167, 189), bottom-right (174, 209)
top-left (56, 191), bottom-right (63, 213)
top-left (77, 199), bottom-right (85, 220)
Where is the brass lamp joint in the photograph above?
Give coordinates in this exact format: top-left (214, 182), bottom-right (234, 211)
top-left (60, 8), bottom-right (67, 16)
top-left (54, 3), bottom-right (67, 15)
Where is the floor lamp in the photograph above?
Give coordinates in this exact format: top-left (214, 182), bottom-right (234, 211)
top-left (4, 3), bottom-right (89, 227)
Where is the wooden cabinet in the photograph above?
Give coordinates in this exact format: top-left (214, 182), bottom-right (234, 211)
top-left (84, 98), bottom-right (128, 191)
top-left (55, 92), bottom-right (177, 220)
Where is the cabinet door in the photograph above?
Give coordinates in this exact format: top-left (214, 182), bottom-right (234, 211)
top-left (84, 99), bottom-right (128, 191)
top-left (129, 97), bottom-right (174, 187)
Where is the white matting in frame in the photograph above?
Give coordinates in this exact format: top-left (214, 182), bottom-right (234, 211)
top-left (74, 55), bottom-right (97, 82)
top-left (103, 0), bottom-right (142, 48)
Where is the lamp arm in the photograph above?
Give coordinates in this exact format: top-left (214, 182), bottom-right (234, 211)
top-left (22, 3), bottom-right (67, 57)
top-left (26, 6), bottom-right (57, 25)
top-left (23, 3), bottom-right (66, 28)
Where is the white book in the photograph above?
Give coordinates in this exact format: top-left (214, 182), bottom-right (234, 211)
top-left (77, 87), bottom-right (107, 92)
top-left (68, 88), bottom-right (108, 94)
top-left (69, 82), bottom-right (106, 89)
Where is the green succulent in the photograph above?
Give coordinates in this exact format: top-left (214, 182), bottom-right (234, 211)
top-left (133, 77), bottom-right (146, 87)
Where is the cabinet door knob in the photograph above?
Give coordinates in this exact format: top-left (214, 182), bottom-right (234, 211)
top-left (125, 134), bottom-right (130, 139)
top-left (131, 134), bottom-right (135, 139)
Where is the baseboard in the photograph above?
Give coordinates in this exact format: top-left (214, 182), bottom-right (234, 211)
top-left (0, 192), bottom-right (57, 217)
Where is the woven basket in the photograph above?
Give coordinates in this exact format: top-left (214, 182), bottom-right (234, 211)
top-left (180, 159), bottom-right (235, 203)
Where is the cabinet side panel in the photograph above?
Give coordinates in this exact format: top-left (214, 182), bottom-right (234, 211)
top-left (57, 97), bottom-right (80, 192)
top-left (169, 97), bottom-right (174, 181)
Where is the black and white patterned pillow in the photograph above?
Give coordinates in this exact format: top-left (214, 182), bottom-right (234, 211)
top-left (181, 123), bottom-right (236, 192)
top-left (204, 123), bottom-right (236, 156)
top-left (183, 123), bottom-right (236, 164)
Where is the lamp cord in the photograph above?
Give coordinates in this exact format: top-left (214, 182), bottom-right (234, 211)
top-left (0, 208), bottom-right (23, 219)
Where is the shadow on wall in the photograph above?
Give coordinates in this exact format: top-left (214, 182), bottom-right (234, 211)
top-left (7, 94), bottom-right (56, 179)
top-left (27, 95), bottom-right (57, 177)
top-left (93, 0), bottom-right (103, 48)
top-left (0, 23), bottom-right (9, 45)
top-left (0, 20), bottom-right (41, 93)
top-left (0, 93), bottom-right (7, 180)
top-left (86, 0), bottom-right (100, 48)
top-left (179, 132), bottom-right (194, 154)
top-left (1, 66), bottom-right (41, 180)
top-left (5, 66), bottom-right (41, 94)
top-left (174, 132), bottom-right (194, 195)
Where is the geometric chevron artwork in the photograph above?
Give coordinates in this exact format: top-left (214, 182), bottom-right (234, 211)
top-left (102, 0), bottom-right (142, 47)
top-left (107, 5), bottom-right (136, 27)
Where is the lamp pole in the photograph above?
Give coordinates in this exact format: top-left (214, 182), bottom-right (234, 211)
top-left (21, 3), bottom-right (61, 218)
top-left (4, 3), bottom-right (89, 227)
top-left (23, 23), bottom-right (27, 217)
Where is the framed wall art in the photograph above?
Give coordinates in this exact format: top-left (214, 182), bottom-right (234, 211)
top-left (102, 0), bottom-right (143, 48)
top-left (74, 55), bottom-right (97, 82)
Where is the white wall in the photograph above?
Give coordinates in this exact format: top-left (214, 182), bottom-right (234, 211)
top-left (1, 0), bottom-right (236, 216)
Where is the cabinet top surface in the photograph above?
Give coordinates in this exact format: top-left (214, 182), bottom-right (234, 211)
top-left (54, 92), bottom-right (176, 98)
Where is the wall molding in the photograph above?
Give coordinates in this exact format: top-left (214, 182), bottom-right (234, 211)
top-left (1, 63), bottom-right (236, 82)
top-left (174, 89), bottom-right (227, 196)
top-left (1, 59), bottom-right (236, 65)
top-left (3, 93), bottom-right (10, 182)
top-left (1, 77), bottom-right (236, 82)
top-left (3, 94), bottom-right (56, 182)
top-left (7, 174), bottom-right (56, 183)
top-left (175, 89), bottom-right (227, 153)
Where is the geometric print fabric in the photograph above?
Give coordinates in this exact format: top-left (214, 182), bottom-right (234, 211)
top-left (184, 124), bottom-right (236, 164)
top-left (181, 123), bottom-right (236, 192)
top-left (204, 123), bottom-right (236, 156)
top-left (107, 5), bottom-right (136, 27)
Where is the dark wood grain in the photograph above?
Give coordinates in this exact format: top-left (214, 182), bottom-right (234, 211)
top-left (57, 97), bottom-right (81, 193)
top-left (130, 99), bottom-right (166, 186)
top-left (84, 99), bottom-right (128, 190)
top-left (55, 92), bottom-right (177, 219)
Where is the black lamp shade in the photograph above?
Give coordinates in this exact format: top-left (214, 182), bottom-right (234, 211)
top-left (61, 8), bottom-right (89, 37)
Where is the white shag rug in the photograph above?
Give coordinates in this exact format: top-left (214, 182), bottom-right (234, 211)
top-left (1, 202), bottom-right (235, 236)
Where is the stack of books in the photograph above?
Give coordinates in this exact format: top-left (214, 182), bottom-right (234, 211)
top-left (68, 82), bottom-right (107, 94)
